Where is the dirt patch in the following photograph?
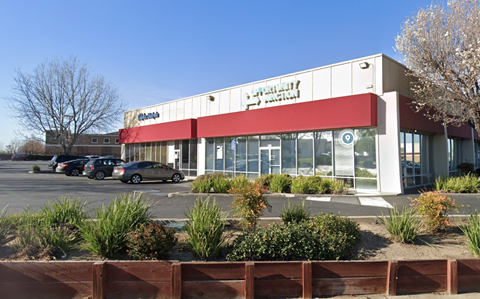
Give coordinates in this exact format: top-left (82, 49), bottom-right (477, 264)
top-left (0, 223), bottom-right (476, 262)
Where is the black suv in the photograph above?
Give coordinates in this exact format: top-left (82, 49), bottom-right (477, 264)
top-left (49, 155), bottom-right (86, 172)
top-left (84, 158), bottom-right (125, 180)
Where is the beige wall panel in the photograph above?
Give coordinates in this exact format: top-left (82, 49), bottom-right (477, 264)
top-left (332, 63), bottom-right (352, 98)
top-left (313, 68), bottom-right (331, 100)
top-left (219, 90), bottom-right (230, 114)
top-left (295, 72), bottom-right (312, 103)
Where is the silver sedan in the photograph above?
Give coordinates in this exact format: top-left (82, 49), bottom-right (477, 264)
top-left (112, 161), bottom-right (185, 184)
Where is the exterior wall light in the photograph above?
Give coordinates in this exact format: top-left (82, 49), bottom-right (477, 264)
top-left (359, 62), bottom-right (370, 69)
top-left (207, 95), bottom-right (214, 101)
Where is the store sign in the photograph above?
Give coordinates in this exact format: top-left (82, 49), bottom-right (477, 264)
top-left (138, 112), bottom-right (160, 121)
top-left (339, 130), bottom-right (354, 146)
top-left (242, 80), bottom-right (300, 110)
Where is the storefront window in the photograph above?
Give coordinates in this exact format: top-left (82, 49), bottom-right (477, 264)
top-left (354, 129), bottom-right (376, 178)
top-left (448, 138), bottom-right (463, 176)
top-left (334, 130), bottom-right (354, 178)
top-left (400, 131), bottom-right (434, 188)
top-left (190, 140), bottom-right (197, 176)
top-left (182, 140), bottom-right (189, 169)
top-left (314, 131), bottom-right (332, 176)
top-left (206, 138), bottom-right (214, 170)
top-left (215, 137), bottom-right (224, 171)
top-left (282, 133), bottom-right (296, 175)
top-left (247, 136), bottom-right (259, 173)
top-left (297, 133), bottom-right (313, 175)
top-left (161, 141), bottom-right (167, 164)
top-left (225, 137), bottom-right (235, 172)
top-left (260, 134), bottom-right (280, 147)
top-left (236, 137), bottom-right (247, 172)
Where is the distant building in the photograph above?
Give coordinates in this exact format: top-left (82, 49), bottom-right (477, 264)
top-left (45, 131), bottom-right (121, 157)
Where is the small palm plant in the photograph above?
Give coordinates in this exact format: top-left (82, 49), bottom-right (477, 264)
top-left (379, 204), bottom-right (420, 243)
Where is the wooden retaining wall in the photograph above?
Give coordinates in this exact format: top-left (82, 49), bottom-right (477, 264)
top-left (0, 259), bottom-right (479, 299)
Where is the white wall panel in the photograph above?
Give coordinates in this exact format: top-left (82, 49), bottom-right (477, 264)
top-left (184, 98), bottom-right (192, 119)
top-left (169, 102), bottom-right (177, 122)
top-left (192, 97), bottom-right (201, 118)
top-left (296, 72), bottom-right (312, 103)
top-left (375, 56), bottom-right (383, 95)
top-left (230, 87), bottom-right (241, 112)
top-left (331, 63), bottom-right (352, 98)
top-left (241, 84), bottom-right (254, 111)
top-left (209, 92), bottom-right (220, 115)
top-left (176, 100), bottom-right (185, 120)
top-left (352, 58), bottom-right (374, 95)
top-left (162, 103), bottom-right (170, 123)
top-left (313, 68), bottom-right (331, 100)
top-left (219, 90), bottom-right (230, 114)
top-left (279, 75), bottom-right (295, 107)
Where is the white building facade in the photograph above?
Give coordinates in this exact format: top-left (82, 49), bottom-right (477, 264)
top-left (119, 54), bottom-right (480, 194)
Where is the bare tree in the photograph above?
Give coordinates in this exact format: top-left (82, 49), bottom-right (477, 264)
top-left (5, 139), bottom-right (22, 154)
top-left (19, 139), bottom-right (45, 155)
top-left (395, 0), bottom-right (480, 135)
top-left (6, 57), bottom-right (126, 155)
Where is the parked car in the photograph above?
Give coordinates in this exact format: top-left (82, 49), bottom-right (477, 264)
top-left (112, 161), bottom-right (185, 184)
top-left (55, 158), bottom-right (90, 176)
top-left (48, 155), bottom-right (87, 172)
top-left (11, 153), bottom-right (29, 161)
top-left (84, 158), bottom-right (125, 180)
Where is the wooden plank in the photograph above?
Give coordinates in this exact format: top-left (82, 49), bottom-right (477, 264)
top-left (0, 281), bottom-right (91, 299)
top-left (397, 276), bottom-right (447, 294)
top-left (105, 261), bottom-right (172, 282)
top-left (387, 261), bottom-right (398, 296)
top-left (254, 262), bottom-right (302, 280)
top-left (448, 260), bottom-right (458, 294)
top-left (312, 261), bottom-right (388, 278)
top-left (105, 282), bottom-right (172, 299)
top-left (458, 259), bottom-right (480, 276)
top-left (254, 279), bottom-right (302, 298)
top-left (303, 261), bottom-right (312, 299)
top-left (397, 260), bottom-right (447, 276)
top-left (182, 280), bottom-right (244, 298)
top-left (182, 262), bottom-right (245, 281)
top-left (0, 262), bottom-right (92, 283)
top-left (93, 262), bottom-right (106, 299)
top-left (458, 275), bottom-right (480, 293)
top-left (312, 277), bottom-right (387, 297)
top-left (245, 262), bottom-right (254, 299)
top-left (172, 263), bottom-right (181, 299)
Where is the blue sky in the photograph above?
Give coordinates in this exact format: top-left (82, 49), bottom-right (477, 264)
top-left (0, 0), bottom-right (441, 146)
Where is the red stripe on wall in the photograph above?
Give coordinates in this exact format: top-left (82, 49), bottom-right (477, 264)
top-left (119, 119), bottom-right (197, 144)
top-left (197, 93), bottom-right (377, 138)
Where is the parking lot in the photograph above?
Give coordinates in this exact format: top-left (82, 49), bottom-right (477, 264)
top-left (0, 160), bottom-right (194, 217)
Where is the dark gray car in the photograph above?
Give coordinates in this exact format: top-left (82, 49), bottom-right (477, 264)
top-left (84, 158), bottom-right (125, 180)
top-left (112, 161), bottom-right (185, 184)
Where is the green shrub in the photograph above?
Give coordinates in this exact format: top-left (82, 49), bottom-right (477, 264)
top-left (80, 193), bottom-right (151, 258)
top-left (227, 214), bottom-right (360, 261)
top-left (254, 174), bottom-right (274, 189)
top-left (331, 179), bottom-right (348, 194)
top-left (279, 200), bottom-right (310, 224)
top-left (191, 174), bottom-right (214, 193)
top-left (125, 221), bottom-right (177, 260)
top-left (457, 162), bottom-right (475, 175)
top-left (291, 176), bottom-right (322, 194)
top-left (185, 197), bottom-right (228, 260)
top-left (435, 174), bottom-right (480, 193)
top-left (0, 206), bottom-right (11, 244)
top-left (410, 191), bottom-right (459, 232)
top-left (229, 182), bottom-right (271, 230)
top-left (461, 211), bottom-right (480, 256)
top-left (32, 165), bottom-right (41, 172)
top-left (211, 173), bottom-right (232, 193)
top-left (269, 174), bottom-right (292, 193)
top-left (40, 197), bottom-right (87, 229)
top-left (231, 175), bottom-right (250, 189)
top-left (379, 205), bottom-right (420, 243)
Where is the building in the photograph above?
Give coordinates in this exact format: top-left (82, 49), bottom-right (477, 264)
top-left (45, 131), bottom-right (121, 157)
top-left (119, 54), bottom-right (480, 194)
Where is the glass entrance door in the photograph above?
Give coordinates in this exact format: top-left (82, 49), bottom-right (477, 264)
top-left (260, 147), bottom-right (280, 175)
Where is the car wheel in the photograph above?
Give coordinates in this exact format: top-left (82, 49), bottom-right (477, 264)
top-left (172, 173), bottom-right (181, 183)
top-left (71, 169), bottom-right (80, 176)
top-left (95, 171), bottom-right (106, 180)
top-left (130, 174), bottom-right (142, 184)
top-left (120, 180), bottom-right (129, 183)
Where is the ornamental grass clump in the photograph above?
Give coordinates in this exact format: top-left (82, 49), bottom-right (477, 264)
top-left (229, 182), bottom-right (271, 230)
top-left (230, 175), bottom-right (250, 189)
top-left (279, 200), bottom-right (310, 224)
top-left (227, 213), bottom-right (360, 261)
top-left (410, 191), bottom-right (459, 232)
top-left (269, 174), bottom-right (292, 193)
top-left (40, 197), bottom-right (87, 230)
top-left (0, 206), bottom-right (11, 244)
top-left (461, 211), bottom-right (480, 256)
top-left (80, 193), bottom-right (151, 258)
top-left (191, 174), bottom-right (214, 193)
top-left (434, 174), bottom-right (480, 193)
top-left (211, 173), bottom-right (232, 193)
top-left (185, 197), bottom-right (228, 260)
top-left (379, 204), bottom-right (420, 243)
top-left (290, 175), bottom-right (322, 194)
top-left (125, 221), bottom-right (177, 260)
